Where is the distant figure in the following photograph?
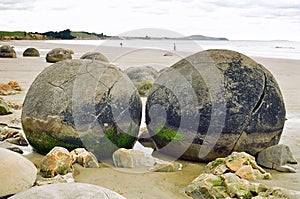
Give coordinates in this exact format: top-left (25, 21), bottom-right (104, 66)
top-left (173, 43), bottom-right (176, 51)
top-left (120, 42), bottom-right (123, 47)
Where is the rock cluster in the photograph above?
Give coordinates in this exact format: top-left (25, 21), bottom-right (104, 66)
top-left (21, 59), bottom-right (142, 159)
top-left (0, 45), bottom-right (16, 58)
top-left (185, 152), bottom-right (296, 199)
top-left (0, 127), bottom-right (28, 147)
top-left (146, 49), bottom-right (286, 162)
top-left (0, 81), bottom-right (22, 95)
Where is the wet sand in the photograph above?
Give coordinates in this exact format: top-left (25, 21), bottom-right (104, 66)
top-left (0, 40), bottom-right (299, 198)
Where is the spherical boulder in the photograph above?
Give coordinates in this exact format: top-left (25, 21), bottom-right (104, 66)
top-left (23, 47), bottom-right (40, 57)
top-left (80, 52), bottom-right (109, 62)
top-left (0, 45), bottom-right (16, 58)
top-left (46, 48), bottom-right (72, 63)
top-left (22, 59), bottom-right (142, 160)
top-left (9, 183), bottom-right (126, 199)
top-left (146, 49), bottom-right (286, 162)
top-left (125, 66), bottom-right (159, 96)
top-left (0, 148), bottom-right (37, 197)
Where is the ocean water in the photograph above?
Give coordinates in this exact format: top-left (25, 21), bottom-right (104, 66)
top-left (44, 39), bottom-right (300, 60)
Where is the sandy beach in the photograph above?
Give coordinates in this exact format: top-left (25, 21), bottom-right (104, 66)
top-left (0, 40), bottom-right (299, 198)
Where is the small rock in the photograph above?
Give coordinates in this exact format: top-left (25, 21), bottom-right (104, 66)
top-left (113, 148), bottom-right (182, 172)
top-left (113, 148), bottom-right (155, 168)
top-left (163, 51), bottom-right (173, 56)
top-left (6, 147), bottom-right (23, 154)
top-left (185, 173), bottom-right (230, 198)
top-left (0, 98), bottom-right (12, 115)
top-left (80, 52), bottom-right (109, 62)
top-left (23, 48), bottom-right (40, 57)
top-left (0, 148), bottom-right (37, 197)
top-left (40, 146), bottom-right (73, 178)
top-left (222, 173), bottom-right (251, 198)
top-left (46, 48), bottom-right (72, 63)
top-left (70, 148), bottom-right (99, 168)
top-left (257, 144), bottom-right (297, 173)
top-left (235, 165), bottom-right (255, 181)
top-left (9, 183), bottom-right (126, 199)
top-left (35, 173), bottom-right (74, 186)
top-left (0, 45), bottom-right (16, 58)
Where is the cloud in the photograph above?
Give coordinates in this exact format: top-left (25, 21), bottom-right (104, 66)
top-left (0, 0), bottom-right (36, 10)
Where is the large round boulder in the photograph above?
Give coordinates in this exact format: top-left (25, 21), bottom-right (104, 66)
top-left (80, 52), bottom-right (109, 62)
top-left (146, 49), bottom-right (286, 162)
top-left (125, 66), bottom-right (159, 96)
top-left (9, 183), bottom-right (126, 199)
top-left (0, 148), bottom-right (37, 197)
top-left (46, 48), bottom-right (72, 63)
top-left (22, 59), bottom-right (142, 160)
top-left (23, 47), bottom-right (40, 57)
top-left (0, 45), bottom-right (16, 58)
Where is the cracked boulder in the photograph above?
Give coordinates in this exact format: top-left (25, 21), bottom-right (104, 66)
top-left (46, 48), bottom-right (72, 63)
top-left (23, 47), bottom-right (40, 57)
top-left (22, 59), bottom-right (142, 160)
top-left (146, 49), bottom-right (285, 162)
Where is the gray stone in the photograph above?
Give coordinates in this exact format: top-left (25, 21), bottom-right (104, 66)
top-left (257, 144), bottom-right (297, 172)
top-left (9, 182), bottom-right (126, 199)
top-left (0, 45), bottom-right (16, 58)
top-left (113, 148), bottom-right (182, 172)
top-left (46, 48), bottom-right (72, 63)
top-left (23, 48), bottom-right (40, 57)
top-left (21, 59), bottom-right (142, 160)
top-left (146, 49), bottom-right (286, 162)
top-left (0, 148), bottom-right (37, 197)
top-left (80, 52), bottom-right (109, 62)
top-left (125, 66), bottom-right (158, 97)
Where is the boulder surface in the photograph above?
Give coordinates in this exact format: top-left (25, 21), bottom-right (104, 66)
top-left (22, 59), bottom-right (142, 160)
top-left (146, 49), bottom-right (286, 161)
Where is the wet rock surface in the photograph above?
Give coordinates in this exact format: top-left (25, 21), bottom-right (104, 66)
top-left (146, 49), bottom-right (286, 161)
top-left (21, 59), bottom-right (142, 160)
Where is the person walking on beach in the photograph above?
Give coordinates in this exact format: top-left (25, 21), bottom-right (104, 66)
top-left (173, 43), bottom-right (176, 51)
top-left (120, 42), bottom-right (123, 47)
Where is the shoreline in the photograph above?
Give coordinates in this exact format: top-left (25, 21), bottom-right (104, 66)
top-left (0, 41), bottom-right (299, 198)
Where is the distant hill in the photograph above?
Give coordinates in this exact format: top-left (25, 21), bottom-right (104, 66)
top-left (0, 30), bottom-right (228, 41)
top-left (177, 35), bottom-right (229, 41)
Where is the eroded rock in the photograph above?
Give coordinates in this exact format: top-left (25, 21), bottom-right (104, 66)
top-left (22, 59), bottom-right (142, 160)
top-left (257, 144), bottom-right (297, 173)
top-left (70, 148), bottom-right (99, 168)
top-left (146, 49), bottom-right (286, 161)
top-left (40, 146), bottom-right (73, 178)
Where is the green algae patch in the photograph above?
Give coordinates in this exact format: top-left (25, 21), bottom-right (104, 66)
top-left (154, 126), bottom-right (185, 142)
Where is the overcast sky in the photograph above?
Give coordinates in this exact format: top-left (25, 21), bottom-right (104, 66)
top-left (0, 0), bottom-right (299, 41)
